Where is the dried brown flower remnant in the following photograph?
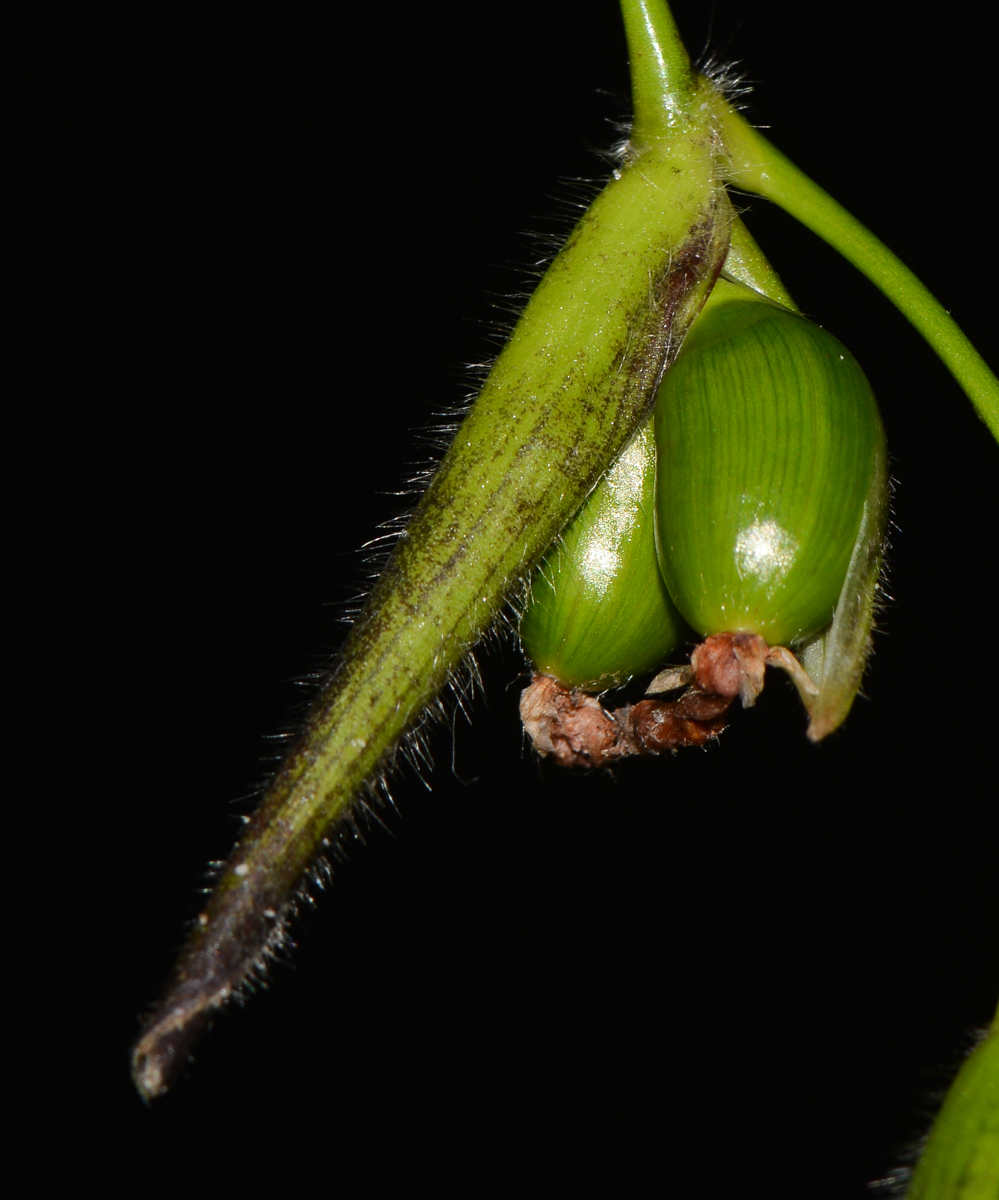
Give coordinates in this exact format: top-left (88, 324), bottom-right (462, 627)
top-left (519, 674), bottom-right (637, 769)
top-left (689, 632), bottom-right (768, 705)
top-left (628, 633), bottom-right (769, 753)
top-left (521, 633), bottom-right (810, 767)
top-left (627, 689), bottom-right (729, 753)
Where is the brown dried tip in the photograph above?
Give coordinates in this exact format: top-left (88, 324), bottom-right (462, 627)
top-left (520, 668), bottom-right (734, 765)
top-left (131, 867), bottom-right (294, 1101)
top-left (627, 688), bottom-right (730, 753)
top-left (520, 674), bottom-right (638, 768)
top-left (630, 632), bottom-right (770, 751)
top-left (690, 632), bottom-right (769, 705)
top-left (132, 1005), bottom-right (213, 1103)
top-left (521, 634), bottom-right (789, 767)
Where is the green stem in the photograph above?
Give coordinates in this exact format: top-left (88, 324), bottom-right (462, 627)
top-left (714, 104), bottom-right (999, 443)
top-left (619, 0), bottom-right (695, 144)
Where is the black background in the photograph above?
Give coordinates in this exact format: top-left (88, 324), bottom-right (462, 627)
top-left (10, 1), bottom-right (997, 1191)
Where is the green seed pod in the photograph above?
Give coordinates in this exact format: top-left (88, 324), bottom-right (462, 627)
top-left (520, 420), bottom-right (691, 692)
top-left (654, 281), bottom-right (887, 651)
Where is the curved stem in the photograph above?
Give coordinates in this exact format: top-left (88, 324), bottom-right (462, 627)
top-left (714, 104), bottom-right (999, 444)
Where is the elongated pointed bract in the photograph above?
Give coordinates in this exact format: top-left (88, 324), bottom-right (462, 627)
top-left (795, 434), bottom-right (887, 741)
top-left (131, 4), bottom-right (731, 1099)
top-left (654, 284), bottom-right (886, 649)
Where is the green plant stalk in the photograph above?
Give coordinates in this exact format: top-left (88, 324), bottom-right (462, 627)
top-left (131, 0), bottom-right (730, 1101)
top-left (907, 1012), bottom-right (999, 1200)
top-left (712, 103), bottom-right (999, 442)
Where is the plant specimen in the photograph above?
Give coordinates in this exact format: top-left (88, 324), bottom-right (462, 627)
top-left (130, 4), bottom-right (996, 1194)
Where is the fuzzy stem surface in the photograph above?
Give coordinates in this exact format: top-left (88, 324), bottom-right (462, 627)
top-left (131, 5), bottom-right (727, 1100)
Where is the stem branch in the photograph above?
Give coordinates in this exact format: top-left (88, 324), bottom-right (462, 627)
top-left (715, 105), bottom-right (999, 443)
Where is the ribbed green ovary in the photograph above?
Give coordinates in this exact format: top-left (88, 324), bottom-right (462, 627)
top-left (520, 420), bottom-right (691, 691)
top-left (654, 297), bottom-right (885, 648)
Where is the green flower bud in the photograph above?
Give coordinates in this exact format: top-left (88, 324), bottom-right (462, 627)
top-left (520, 420), bottom-right (691, 692)
top-left (654, 282), bottom-right (887, 651)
